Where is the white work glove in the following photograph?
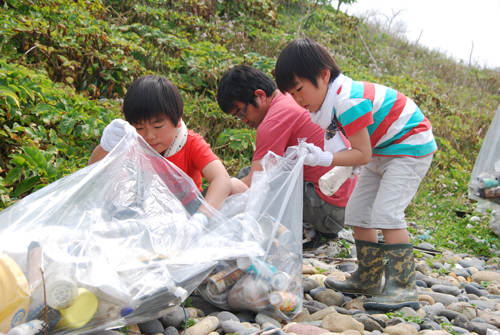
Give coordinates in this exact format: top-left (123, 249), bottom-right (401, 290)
top-left (188, 212), bottom-right (208, 235)
top-left (100, 119), bottom-right (136, 152)
top-left (350, 166), bottom-right (361, 179)
top-left (300, 143), bottom-right (333, 167)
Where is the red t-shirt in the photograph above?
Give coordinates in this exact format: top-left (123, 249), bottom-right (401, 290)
top-left (254, 93), bottom-right (356, 207)
top-left (167, 130), bottom-right (219, 191)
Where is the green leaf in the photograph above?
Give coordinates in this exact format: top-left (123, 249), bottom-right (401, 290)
top-left (0, 85), bottom-right (20, 107)
top-left (60, 115), bottom-right (76, 135)
top-left (13, 176), bottom-right (40, 197)
top-left (5, 167), bottom-right (23, 186)
top-left (23, 146), bottom-right (47, 169)
top-left (10, 155), bottom-right (27, 167)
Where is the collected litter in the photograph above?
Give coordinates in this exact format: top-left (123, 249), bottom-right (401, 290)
top-left (197, 144), bottom-right (306, 320)
top-left (0, 131), bottom-right (271, 334)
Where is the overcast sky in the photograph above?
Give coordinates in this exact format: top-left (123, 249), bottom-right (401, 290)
top-left (345, 0), bottom-right (500, 69)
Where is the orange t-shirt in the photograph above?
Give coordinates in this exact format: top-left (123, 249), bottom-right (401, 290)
top-left (166, 130), bottom-right (219, 191)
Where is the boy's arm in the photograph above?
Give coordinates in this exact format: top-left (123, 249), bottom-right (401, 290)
top-left (199, 160), bottom-right (233, 211)
top-left (87, 145), bottom-right (109, 165)
top-left (303, 128), bottom-right (372, 167)
top-left (331, 128), bottom-right (372, 167)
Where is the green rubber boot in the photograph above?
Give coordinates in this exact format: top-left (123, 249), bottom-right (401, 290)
top-left (363, 243), bottom-right (420, 311)
top-left (324, 239), bottom-right (384, 295)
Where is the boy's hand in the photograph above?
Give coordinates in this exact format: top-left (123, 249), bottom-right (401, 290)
top-left (301, 143), bottom-right (333, 167)
top-left (100, 119), bottom-right (136, 152)
top-left (188, 212), bottom-right (208, 235)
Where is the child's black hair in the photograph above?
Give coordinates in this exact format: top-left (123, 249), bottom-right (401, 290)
top-left (217, 65), bottom-right (277, 114)
top-left (123, 75), bottom-right (183, 126)
top-left (275, 38), bottom-right (342, 93)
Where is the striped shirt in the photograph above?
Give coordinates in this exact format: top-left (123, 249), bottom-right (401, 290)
top-left (334, 76), bottom-right (437, 157)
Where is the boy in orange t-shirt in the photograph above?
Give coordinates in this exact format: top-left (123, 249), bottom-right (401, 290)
top-left (88, 75), bottom-right (247, 232)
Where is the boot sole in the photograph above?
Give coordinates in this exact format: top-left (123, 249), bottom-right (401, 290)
top-left (363, 301), bottom-right (420, 312)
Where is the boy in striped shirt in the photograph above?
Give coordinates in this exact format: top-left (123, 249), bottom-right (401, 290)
top-left (275, 38), bottom-right (437, 311)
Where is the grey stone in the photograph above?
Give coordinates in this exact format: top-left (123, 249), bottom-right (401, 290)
top-left (352, 314), bottom-right (384, 332)
top-left (431, 284), bottom-right (462, 296)
top-left (164, 326), bottom-right (179, 335)
top-left (452, 314), bottom-right (473, 331)
top-left (457, 294), bottom-right (470, 302)
top-left (217, 311), bottom-right (240, 328)
top-left (255, 313), bottom-right (281, 328)
top-left (453, 269), bottom-right (472, 278)
top-left (309, 286), bottom-right (326, 299)
top-left (459, 258), bottom-right (486, 269)
top-left (303, 305), bottom-right (322, 314)
top-left (303, 300), bottom-right (329, 310)
top-left (422, 302), bottom-right (446, 320)
top-left (438, 309), bottom-right (463, 320)
top-left (469, 300), bottom-right (500, 310)
top-left (451, 326), bottom-right (471, 334)
top-left (419, 321), bottom-right (442, 330)
top-left (471, 317), bottom-right (487, 323)
top-left (138, 319), bottom-right (164, 335)
top-left (465, 284), bottom-right (487, 297)
top-left (406, 321), bottom-right (421, 332)
top-left (297, 321), bottom-right (322, 327)
top-left (222, 320), bottom-right (247, 334)
top-left (385, 317), bottom-right (404, 326)
top-left (421, 291), bottom-right (459, 305)
top-left (303, 277), bottom-right (320, 293)
top-left (416, 280), bottom-right (427, 288)
top-left (236, 312), bottom-right (255, 323)
top-left (471, 321), bottom-right (499, 334)
top-left (418, 242), bottom-right (435, 250)
top-left (432, 261), bottom-right (444, 269)
top-left (159, 306), bottom-right (188, 328)
top-left (189, 296), bottom-right (224, 315)
top-left (238, 328), bottom-right (260, 335)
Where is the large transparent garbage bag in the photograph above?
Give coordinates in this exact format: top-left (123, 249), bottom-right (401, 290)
top-left (0, 131), bottom-right (266, 334)
top-left (197, 143), bottom-right (306, 321)
top-left (469, 105), bottom-right (500, 205)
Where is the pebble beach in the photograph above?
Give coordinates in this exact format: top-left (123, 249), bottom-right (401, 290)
top-left (90, 243), bottom-right (500, 335)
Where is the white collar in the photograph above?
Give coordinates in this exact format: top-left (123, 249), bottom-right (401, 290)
top-left (309, 73), bottom-right (346, 130)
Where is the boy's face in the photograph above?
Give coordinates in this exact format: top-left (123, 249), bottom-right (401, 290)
top-left (287, 71), bottom-right (329, 112)
top-left (131, 117), bottom-right (180, 155)
top-left (230, 93), bottom-right (268, 128)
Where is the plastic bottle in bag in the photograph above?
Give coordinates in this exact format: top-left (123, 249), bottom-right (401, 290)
top-left (6, 320), bottom-right (44, 335)
top-left (270, 272), bottom-right (301, 292)
top-left (44, 262), bottom-right (78, 309)
top-left (269, 291), bottom-right (299, 312)
top-left (227, 274), bottom-right (271, 312)
top-left (319, 166), bottom-right (354, 196)
top-left (237, 257), bottom-right (277, 282)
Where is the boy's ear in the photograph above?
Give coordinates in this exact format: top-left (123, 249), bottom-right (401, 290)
top-left (254, 89), bottom-right (267, 100)
top-left (176, 117), bottom-right (182, 128)
top-left (321, 69), bottom-right (331, 83)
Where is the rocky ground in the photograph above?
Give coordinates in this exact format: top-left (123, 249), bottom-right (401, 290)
top-left (95, 242), bottom-right (500, 335)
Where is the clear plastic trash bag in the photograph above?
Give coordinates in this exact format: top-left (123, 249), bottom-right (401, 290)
top-left (197, 142), bottom-right (307, 321)
top-left (0, 131), bottom-right (266, 334)
top-left (469, 105), bottom-right (500, 205)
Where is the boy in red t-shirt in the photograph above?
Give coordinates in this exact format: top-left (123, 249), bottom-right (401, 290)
top-left (89, 75), bottom-right (247, 232)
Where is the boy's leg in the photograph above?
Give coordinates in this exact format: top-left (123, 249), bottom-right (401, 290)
top-left (362, 154), bottom-right (433, 311)
top-left (370, 155), bottom-right (433, 237)
top-left (326, 160), bottom-right (384, 293)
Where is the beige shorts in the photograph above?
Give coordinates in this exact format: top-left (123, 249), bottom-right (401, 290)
top-left (345, 154), bottom-right (433, 230)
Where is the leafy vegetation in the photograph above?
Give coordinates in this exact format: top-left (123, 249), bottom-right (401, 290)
top-left (1, 0), bottom-right (500, 256)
